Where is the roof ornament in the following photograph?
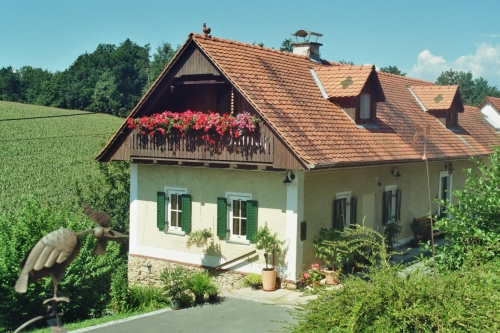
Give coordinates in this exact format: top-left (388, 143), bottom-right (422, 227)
top-left (203, 23), bottom-right (211, 37)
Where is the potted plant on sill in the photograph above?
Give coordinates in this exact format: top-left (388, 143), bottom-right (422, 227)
top-left (161, 265), bottom-right (191, 309)
top-left (313, 228), bottom-right (348, 285)
top-left (243, 273), bottom-right (263, 290)
top-left (254, 222), bottom-right (284, 291)
top-left (186, 271), bottom-right (216, 304)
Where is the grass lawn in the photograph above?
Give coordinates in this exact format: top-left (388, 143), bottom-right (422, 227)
top-left (0, 101), bottom-right (124, 209)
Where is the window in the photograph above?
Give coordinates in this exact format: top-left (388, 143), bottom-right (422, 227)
top-left (382, 185), bottom-right (401, 224)
top-left (333, 192), bottom-right (357, 231)
top-left (217, 193), bottom-right (257, 242)
top-left (360, 93), bottom-right (371, 120)
top-left (438, 171), bottom-right (452, 218)
top-left (156, 188), bottom-right (191, 234)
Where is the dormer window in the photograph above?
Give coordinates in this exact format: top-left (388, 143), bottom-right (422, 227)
top-left (409, 85), bottom-right (464, 130)
top-left (359, 93), bottom-right (371, 122)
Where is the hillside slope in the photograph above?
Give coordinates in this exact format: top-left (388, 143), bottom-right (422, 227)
top-left (0, 101), bottom-right (124, 208)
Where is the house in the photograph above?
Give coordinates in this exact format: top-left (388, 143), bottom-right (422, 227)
top-left (479, 96), bottom-right (500, 131)
top-left (97, 29), bottom-right (500, 283)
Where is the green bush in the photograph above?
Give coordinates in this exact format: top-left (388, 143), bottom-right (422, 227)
top-left (436, 148), bottom-right (500, 269)
top-left (243, 273), bottom-right (262, 287)
top-left (186, 271), bottom-right (216, 296)
top-left (0, 198), bottom-right (122, 332)
top-left (127, 285), bottom-right (169, 312)
top-left (287, 256), bottom-right (500, 332)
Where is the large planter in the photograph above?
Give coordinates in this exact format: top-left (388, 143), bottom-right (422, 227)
top-left (171, 298), bottom-right (181, 310)
top-left (323, 268), bottom-right (340, 285)
top-left (262, 268), bottom-right (277, 291)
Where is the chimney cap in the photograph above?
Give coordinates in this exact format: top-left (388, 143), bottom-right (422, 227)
top-left (292, 30), bottom-right (323, 42)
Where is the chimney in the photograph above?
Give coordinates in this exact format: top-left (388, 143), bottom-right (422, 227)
top-left (291, 30), bottom-right (323, 62)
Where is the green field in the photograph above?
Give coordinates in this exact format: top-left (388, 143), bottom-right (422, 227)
top-left (0, 101), bottom-right (124, 209)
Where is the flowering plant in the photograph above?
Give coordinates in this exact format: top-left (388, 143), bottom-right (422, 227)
top-left (127, 110), bottom-right (260, 143)
top-left (301, 263), bottom-right (324, 285)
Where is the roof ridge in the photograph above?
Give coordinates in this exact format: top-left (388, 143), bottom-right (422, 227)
top-left (377, 71), bottom-right (435, 84)
top-left (192, 33), bottom-right (310, 60)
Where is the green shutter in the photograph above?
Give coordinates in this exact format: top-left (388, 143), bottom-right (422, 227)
top-left (246, 200), bottom-right (258, 242)
top-left (350, 197), bottom-right (357, 225)
top-left (181, 194), bottom-right (191, 234)
top-left (333, 199), bottom-right (343, 231)
top-left (396, 190), bottom-right (402, 222)
top-left (157, 191), bottom-right (165, 231)
top-left (382, 190), bottom-right (391, 225)
top-left (217, 197), bottom-right (227, 238)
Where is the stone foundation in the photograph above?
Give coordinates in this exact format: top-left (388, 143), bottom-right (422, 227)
top-left (128, 255), bottom-right (246, 295)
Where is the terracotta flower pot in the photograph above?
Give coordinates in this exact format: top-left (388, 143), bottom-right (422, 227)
top-left (323, 268), bottom-right (340, 285)
top-left (261, 268), bottom-right (277, 291)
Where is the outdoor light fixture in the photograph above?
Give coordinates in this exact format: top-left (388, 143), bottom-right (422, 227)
top-left (147, 262), bottom-right (152, 274)
top-left (445, 162), bottom-right (454, 176)
top-left (283, 170), bottom-right (295, 184)
top-left (391, 167), bottom-right (402, 180)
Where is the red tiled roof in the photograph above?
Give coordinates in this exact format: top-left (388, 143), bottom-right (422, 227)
top-left (410, 85), bottom-right (459, 111)
top-left (480, 96), bottom-right (500, 111)
top-left (96, 33), bottom-right (500, 167)
top-left (313, 64), bottom-right (373, 98)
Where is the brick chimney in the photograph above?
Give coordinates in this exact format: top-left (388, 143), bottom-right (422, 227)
top-left (291, 30), bottom-right (323, 62)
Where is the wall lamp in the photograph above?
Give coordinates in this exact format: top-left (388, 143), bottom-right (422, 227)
top-left (283, 170), bottom-right (295, 184)
top-left (445, 162), bottom-right (454, 176)
top-left (391, 167), bottom-right (402, 180)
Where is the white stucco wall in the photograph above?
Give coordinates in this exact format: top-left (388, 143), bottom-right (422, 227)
top-left (480, 103), bottom-right (500, 130)
top-left (301, 159), bottom-right (476, 268)
top-left (129, 164), bottom-right (290, 276)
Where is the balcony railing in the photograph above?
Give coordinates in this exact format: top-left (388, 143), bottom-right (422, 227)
top-left (129, 126), bottom-right (274, 164)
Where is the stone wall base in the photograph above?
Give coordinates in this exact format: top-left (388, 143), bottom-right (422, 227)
top-left (128, 254), bottom-right (246, 295)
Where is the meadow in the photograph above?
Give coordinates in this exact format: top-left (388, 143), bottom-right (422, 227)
top-left (0, 101), bottom-right (124, 209)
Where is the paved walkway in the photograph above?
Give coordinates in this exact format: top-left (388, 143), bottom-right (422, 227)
top-left (71, 289), bottom-right (311, 333)
top-left (69, 240), bottom-right (444, 333)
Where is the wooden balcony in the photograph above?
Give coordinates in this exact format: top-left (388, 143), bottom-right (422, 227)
top-left (129, 126), bottom-right (275, 164)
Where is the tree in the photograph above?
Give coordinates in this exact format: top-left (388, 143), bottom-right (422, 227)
top-left (379, 65), bottom-right (406, 76)
top-left (435, 69), bottom-right (500, 106)
top-left (436, 147), bottom-right (500, 269)
top-left (279, 38), bottom-right (293, 53)
top-left (338, 60), bottom-right (354, 65)
top-left (0, 66), bottom-right (21, 101)
top-left (146, 42), bottom-right (178, 91)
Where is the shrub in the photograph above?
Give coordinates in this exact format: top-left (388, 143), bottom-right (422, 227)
top-left (254, 222), bottom-right (284, 269)
top-left (243, 273), bottom-right (262, 287)
top-left (436, 147), bottom-right (500, 269)
top-left (0, 198), bottom-right (122, 332)
top-left (186, 271), bottom-right (216, 296)
top-left (127, 285), bottom-right (169, 312)
top-left (160, 265), bottom-right (191, 301)
top-left (286, 231), bottom-right (500, 333)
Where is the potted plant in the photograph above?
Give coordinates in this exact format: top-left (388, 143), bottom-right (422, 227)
top-left (206, 283), bottom-right (219, 302)
top-left (186, 228), bottom-right (213, 248)
top-left (384, 221), bottom-right (402, 251)
top-left (243, 273), bottom-right (263, 290)
top-left (254, 222), bottom-right (284, 291)
top-left (161, 265), bottom-right (191, 309)
top-left (313, 228), bottom-right (348, 285)
top-left (301, 263), bottom-right (324, 286)
top-left (186, 271), bottom-right (216, 304)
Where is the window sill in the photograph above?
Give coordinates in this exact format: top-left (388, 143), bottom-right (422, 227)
top-left (165, 229), bottom-right (186, 237)
top-left (226, 238), bottom-right (251, 246)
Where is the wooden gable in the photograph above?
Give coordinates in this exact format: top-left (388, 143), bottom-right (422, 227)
top-left (97, 38), bottom-right (307, 170)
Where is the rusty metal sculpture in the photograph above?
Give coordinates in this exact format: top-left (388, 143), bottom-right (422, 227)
top-left (13, 204), bottom-right (128, 333)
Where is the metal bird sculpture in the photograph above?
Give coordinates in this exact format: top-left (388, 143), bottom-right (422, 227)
top-left (13, 204), bottom-right (128, 331)
top-left (203, 23), bottom-right (211, 36)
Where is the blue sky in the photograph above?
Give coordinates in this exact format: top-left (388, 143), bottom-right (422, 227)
top-left (1, 0), bottom-right (499, 87)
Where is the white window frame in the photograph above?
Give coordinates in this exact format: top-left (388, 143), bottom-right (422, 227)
top-left (360, 93), bottom-right (371, 120)
top-left (335, 191), bottom-right (352, 229)
top-left (226, 192), bottom-right (252, 242)
top-left (438, 171), bottom-right (452, 217)
top-left (385, 185), bottom-right (398, 223)
top-left (165, 186), bottom-right (187, 232)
